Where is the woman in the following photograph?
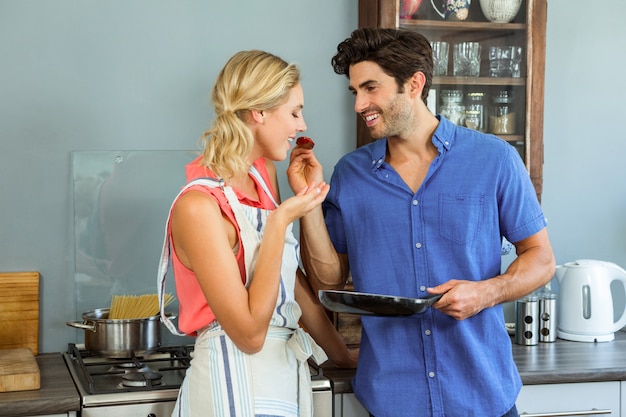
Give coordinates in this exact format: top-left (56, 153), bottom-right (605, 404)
top-left (157, 50), bottom-right (356, 417)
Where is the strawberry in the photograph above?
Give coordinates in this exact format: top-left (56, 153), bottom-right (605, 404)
top-left (296, 136), bottom-right (315, 149)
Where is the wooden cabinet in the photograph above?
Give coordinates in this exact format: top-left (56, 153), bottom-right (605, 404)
top-left (330, 283), bottom-right (362, 347)
top-left (357, 0), bottom-right (547, 201)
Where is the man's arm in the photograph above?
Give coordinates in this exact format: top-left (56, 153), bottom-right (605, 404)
top-left (429, 228), bottom-right (556, 320)
top-left (299, 206), bottom-right (350, 293)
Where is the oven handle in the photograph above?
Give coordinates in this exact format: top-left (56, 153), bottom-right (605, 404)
top-left (520, 409), bottom-right (612, 416)
top-left (66, 320), bottom-right (97, 332)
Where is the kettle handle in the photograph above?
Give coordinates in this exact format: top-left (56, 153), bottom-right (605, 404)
top-left (607, 262), bottom-right (626, 331)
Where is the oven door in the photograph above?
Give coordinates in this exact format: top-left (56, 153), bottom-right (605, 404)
top-left (81, 401), bottom-right (175, 417)
top-left (79, 383), bottom-right (332, 417)
top-left (313, 386), bottom-right (333, 417)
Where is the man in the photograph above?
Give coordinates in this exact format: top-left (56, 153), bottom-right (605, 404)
top-left (288, 28), bottom-right (555, 417)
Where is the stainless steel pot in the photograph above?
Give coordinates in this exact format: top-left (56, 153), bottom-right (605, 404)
top-left (66, 308), bottom-right (175, 358)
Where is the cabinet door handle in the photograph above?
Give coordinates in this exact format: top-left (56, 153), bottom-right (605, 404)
top-left (520, 408), bottom-right (612, 417)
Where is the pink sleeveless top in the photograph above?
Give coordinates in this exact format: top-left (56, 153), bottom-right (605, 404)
top-left (169, 156), bottom-right (277, 335)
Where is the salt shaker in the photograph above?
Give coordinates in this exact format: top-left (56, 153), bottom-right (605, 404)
top-left (515, 295), bottom-right (538, 346)
top-left (536, 282), bottom-right (558, 343)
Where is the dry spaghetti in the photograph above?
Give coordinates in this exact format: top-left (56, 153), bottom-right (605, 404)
top-left (109, 293), bottom-right (174, 320)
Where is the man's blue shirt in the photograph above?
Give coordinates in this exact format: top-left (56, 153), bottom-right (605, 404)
top-left (323, 116), bottom-right (547, 417)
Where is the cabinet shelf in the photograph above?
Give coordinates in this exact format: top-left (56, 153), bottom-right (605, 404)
top-left (400, 19), bottom-right (526, 32)
top-left (434, 76), bottom-right (525, 86)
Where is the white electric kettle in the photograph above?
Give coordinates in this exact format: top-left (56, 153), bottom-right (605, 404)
top-left (556, 259), bottom-right (626, 342)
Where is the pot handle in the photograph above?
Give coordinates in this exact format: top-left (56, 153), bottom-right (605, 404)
top-left (66, 320), bottom-right (96, 332)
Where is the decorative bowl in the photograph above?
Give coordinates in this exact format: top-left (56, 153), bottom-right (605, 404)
top-left (400, 0), bottom-right (423, 19)
top-left (479, 0), bottom-right (522, 23)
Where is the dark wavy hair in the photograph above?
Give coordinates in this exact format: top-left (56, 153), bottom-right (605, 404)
top-left (331, 28), bottom-right (433, 105)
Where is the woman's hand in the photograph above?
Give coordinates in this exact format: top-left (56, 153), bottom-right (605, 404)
top-left (287, 147), bottom-right (325, 195)
top-left (272, 181), bottom-right (329, 226)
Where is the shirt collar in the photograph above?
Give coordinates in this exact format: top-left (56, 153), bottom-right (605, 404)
top-left (370, 139), bottom-right (387, 170)
top-left (432, 115), bottom-right (454, 152)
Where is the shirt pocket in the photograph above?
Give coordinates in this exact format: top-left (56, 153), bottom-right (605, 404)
top-left (438, 193), bottom-right (484, 244)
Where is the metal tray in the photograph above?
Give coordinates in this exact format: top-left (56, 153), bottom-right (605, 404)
top-left (319, 290), bottom-right (442, 316)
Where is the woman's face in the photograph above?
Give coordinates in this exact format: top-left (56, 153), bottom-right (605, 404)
top-left (254, 83), bottom-right (307, 162)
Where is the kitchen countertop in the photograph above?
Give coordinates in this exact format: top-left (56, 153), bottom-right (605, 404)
top-left (7, 332), bottom-right (626, 413)
top-left (0, 353), bottom-right (80, 417)
top-left (323, 330), bottom-right (626, 394)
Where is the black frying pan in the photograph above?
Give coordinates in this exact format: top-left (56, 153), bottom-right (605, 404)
top-left (319, 290), bottom-right (443, 316)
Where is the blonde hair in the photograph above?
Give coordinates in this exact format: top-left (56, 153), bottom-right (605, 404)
top-left (200, 50), bottom-right (301, 180)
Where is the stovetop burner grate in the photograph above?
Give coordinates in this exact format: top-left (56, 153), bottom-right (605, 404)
top-left (66, 343), bottom-right (192, 395)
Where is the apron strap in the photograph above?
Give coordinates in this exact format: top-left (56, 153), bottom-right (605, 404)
top-left (249, 164), bottom-right (278, 208)
top-left (158, 177), bottom-right (224, 336)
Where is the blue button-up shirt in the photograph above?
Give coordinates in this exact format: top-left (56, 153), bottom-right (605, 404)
top-left (323, 117), bottom-right (547, 417)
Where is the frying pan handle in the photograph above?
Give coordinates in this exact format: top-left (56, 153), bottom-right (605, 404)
top-left (66, 320), bottom-right (96, 332)
top-left (425, 293), bottom-right (444, 305)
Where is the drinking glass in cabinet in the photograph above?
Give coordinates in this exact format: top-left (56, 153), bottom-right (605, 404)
top-left (488, 46), bottom-right (523, 78)
top-left (453, 42), bottom-right (481, 77)
top-left (430, 41), bottom-right (449, 76)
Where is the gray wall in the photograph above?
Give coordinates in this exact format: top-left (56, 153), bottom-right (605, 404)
top-left (1, 1), bottom-right (625, 353)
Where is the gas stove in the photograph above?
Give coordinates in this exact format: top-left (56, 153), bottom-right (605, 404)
top-left (64, 342), bottom-right (332, 417)
top-left (63, 343), bottom-right (193, 417)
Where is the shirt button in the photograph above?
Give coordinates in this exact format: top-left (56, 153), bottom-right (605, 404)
top-left (429, 372), bottom-right (435, 378)
top-left (445, 141), bottom-right (450, 146)
top-left (420, 285), bottom-right (426, 291)
top-left (415, 242), bottom-right (422, 249)
top-left (425, 329), bottom-right (431, 336)
top-left (412, 200), bottom-right (418, 206)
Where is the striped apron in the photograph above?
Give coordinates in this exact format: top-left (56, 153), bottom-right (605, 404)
top-left (157, 168), bottom-right (327, 417)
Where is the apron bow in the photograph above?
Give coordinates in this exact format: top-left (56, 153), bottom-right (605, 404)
top-left (287, 328), bottom-right (328, 417)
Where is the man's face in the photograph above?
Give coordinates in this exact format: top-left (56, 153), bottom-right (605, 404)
top-left (348, 61), bottom-right (412, 140)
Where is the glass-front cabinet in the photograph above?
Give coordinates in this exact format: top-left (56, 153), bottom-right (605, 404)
top-left (357, 0), bottom-right (547, 201)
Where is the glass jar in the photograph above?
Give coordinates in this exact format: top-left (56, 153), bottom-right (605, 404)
top-left (465, 91), bottom-right (486, 132)
top-left (439, 90), bottom-right (465, 126)
top-left (464, 110), bottom-right (482, 130)
top-left (489, 90), bottom-right (516, 135)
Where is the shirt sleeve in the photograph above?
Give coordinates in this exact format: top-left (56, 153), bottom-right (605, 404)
top-left (497, 144), bottom-right (547, 243)
top-left (322, 168), bottom-right (348, 255)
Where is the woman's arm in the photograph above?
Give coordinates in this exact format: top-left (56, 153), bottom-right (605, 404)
top-left (171, 180), bottom-right (328, 354)
top-left (295, 268), bottom-right (358, 368)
